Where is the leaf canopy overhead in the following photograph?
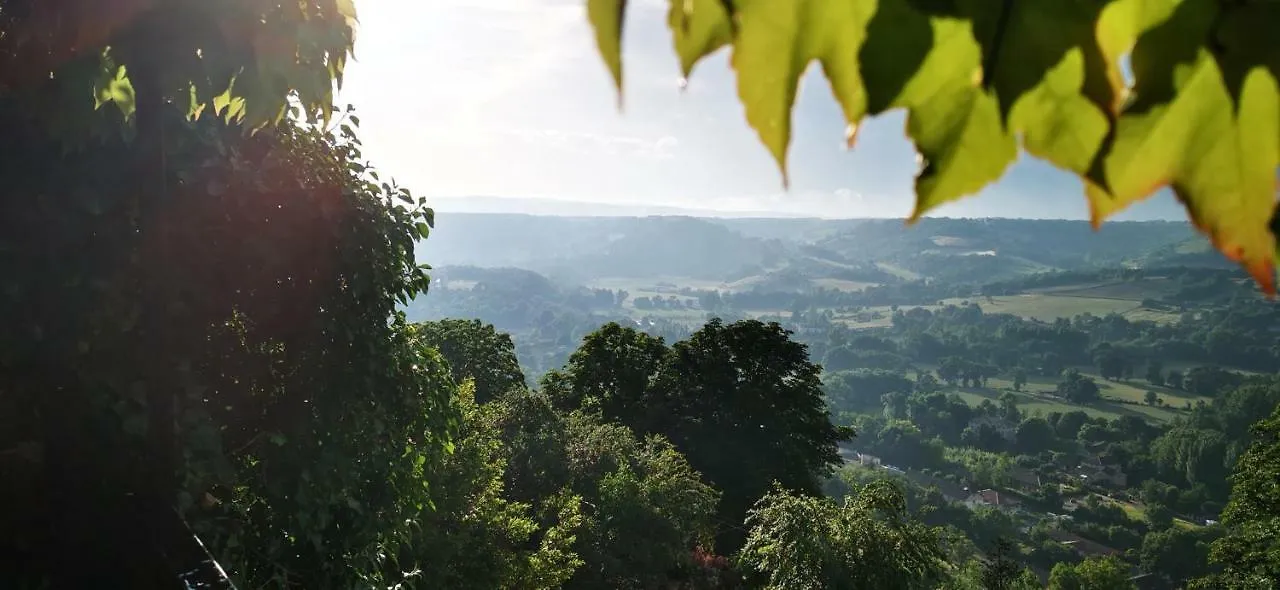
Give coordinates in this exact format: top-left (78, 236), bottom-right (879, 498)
top-left (589, 0), bottom-right (1280, 294)
top-left (0, 0), bottom-right (356, 133)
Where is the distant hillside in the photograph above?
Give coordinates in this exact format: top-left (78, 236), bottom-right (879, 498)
top-left (431, 195), bottom-right (813, 218)
top-left (418, 213), bottom-right (791, 283)
top-left (419, 213), bottom-right (1220, 287)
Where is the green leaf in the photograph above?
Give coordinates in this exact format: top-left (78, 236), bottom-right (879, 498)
top-left (588, 0), bottom-right (627, 106)
top-left (337, 0), bottom-right (359, 28)
top-left (213, 85), bottom-right (247, 123)
top-left (667, 0), bottom-right (733, 79)
top-left (963, 0), bottom-right (1122, 178)
top-left (728, 0), bottom-right (874, 183)
top-left (861, 3), bottom-right (1016, 219)
top-left (93, 61), bottom-right (136, 120)
top-left (1086, 0), bottom-right (1280, 292)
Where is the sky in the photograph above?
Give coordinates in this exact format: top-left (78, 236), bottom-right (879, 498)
top-left (338, 0), bottom-right (1186, 220)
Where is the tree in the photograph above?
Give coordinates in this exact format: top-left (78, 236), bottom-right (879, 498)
top-left (824, 369), bottom-right (916, 414)
top-left (1057, 369), bottom-right (1101, 404)
top-left (1015, 417), bottom-right (1056, 455)
top-left (1096, 347), bottom-right (1129, 382)
top-left (561, 416), bottom-right (722, 589)
top-left (0, 4), bottom-right (463, 584)
top-left (1141, 525), bottom-right (1220, 587)
top-left (1146, 360), bottom-right (1166, 387)
top-left (394, 381), bottom-right (582, 589)
top-left (543, 322), bottom-right (667, 427)
top-left (0, 104), bottom-right (451, 586)
top-left (943, 557), bottom-right (1039, 590)
top-left (660, 318), bottom-right (856, 549)
top-left (1145, 390), bottom-right (1160, 406)
top-left (998, 392), bottom-right (1022, 424)
top-left (1047, 556), bottom-right (1137, 590)
top-left (1167, 369), bottom-right (1186, 391)
top-left (415, 319), bottom-right (527, 403)
top-left (938, 357), bottom-right (964, 386)
top-left (1151, 426), bottom-right (1231, 491)
top-left (916, 371), bottom-right (942, 394)
top-left (1055, 410), bottom-right (1090, 440)
top-left (1197, 404), bottom-right (1280, 588)
top-left (487, 391), bottom-right (722, 589)
top-left (551, 319), bottom-right (853, 551)
top-left (738, 481), bottom-right (947, 590)
top-left (1184, 365), bottom-right (1244, 397)
top-left (981, 538), bottom-right (1036, 590)
top-left (1078, 423), bottom-right (1109, 445)
top-left (1012, 368), bottom-right (1027, 392)
top-left (1145, 503), bottom-right (1176, 530)
top-left (590, 1), bottom-right (1280, 293)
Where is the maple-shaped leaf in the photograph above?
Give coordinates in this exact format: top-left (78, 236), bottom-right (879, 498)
top-left (588, 0), bottom-right (627, 106)
top-left (963, 0), bottom-right (1126, 178)
top-left (862, 1), bottom-right (1016, 219)
top-left (1086, 0), bottom-right (1280, 292)
top-left (727, 0), bottom-right (874, 182)
top-left (667, 0), bottom-right (732, 79)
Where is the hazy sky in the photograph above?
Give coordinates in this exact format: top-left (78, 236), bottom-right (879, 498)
top-left (339, 0), bottom-right (1185, 220)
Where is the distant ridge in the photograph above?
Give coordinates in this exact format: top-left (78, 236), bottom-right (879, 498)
top-left (429, 195), bottom-right (1195, 224)
top-left (429, 195), bottom-right (822, 219)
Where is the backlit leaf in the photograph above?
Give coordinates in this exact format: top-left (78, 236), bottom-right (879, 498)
top-left (667, 0), bottom-right (733, 79)
top-left (963, 0), bottom-right (1123, 177)
top-left (1085, 0), bottom-right (1280, 292)
top-left (729, 0), bottom-right (873, 181)
top-left (588, 0), bottom-right (627, 106)
top-left (861, 2), bottom-right (1016, 219)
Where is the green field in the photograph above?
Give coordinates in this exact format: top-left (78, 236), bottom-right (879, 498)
top-left (942, 294), bottom-right (1180, 323)
top-left (811, 278), bottom-right (879, 292)
top-left (921, 366), bottom-right (1209, 424)
top-left (875, 262), bottom-right (924, 281)
top-left (592, 275), bottom-right (1187, 328)
top-left (1029, 278), bottom-right (1180, 300)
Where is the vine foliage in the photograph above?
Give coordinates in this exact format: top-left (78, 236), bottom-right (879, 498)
top-left (589, 0), bottom-right (1280, 293)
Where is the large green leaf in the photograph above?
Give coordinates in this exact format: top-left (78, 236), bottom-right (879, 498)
top-left (588, 0), bottom-right (627, 105)
top-left (728, 0), bottom-right (874, 181)
top-left (1086, 0), bottom-right (1279, 291)
top-left (862, 2), bottom-right (1015, 219)
top-left (964, 0), bottom-right (1124, 177)
top-left (667, 0), bottom-right (732, 79)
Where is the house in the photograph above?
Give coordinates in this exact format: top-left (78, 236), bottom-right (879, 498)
top-left (1071, 451), bottom-right (1128, 488)
top-left (964, 488), bottom-right (1021, 511)
top-left (856, 453), bottom-right (883, 467)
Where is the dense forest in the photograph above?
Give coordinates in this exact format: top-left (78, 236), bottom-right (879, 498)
top-left (3, 1), bottom-right (1280, 589)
